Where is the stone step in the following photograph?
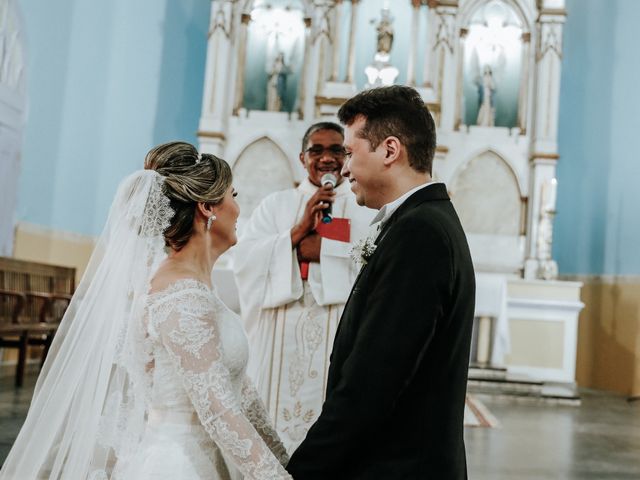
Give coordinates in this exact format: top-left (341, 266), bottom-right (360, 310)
top-left (467, 375), bottom-right (544, 396)
top-left (467, 371), bottom-right (581, 406)
top-left (468, 364), bottom-right (508, 381)
top-left (539, 383), bottom-right (581, 405)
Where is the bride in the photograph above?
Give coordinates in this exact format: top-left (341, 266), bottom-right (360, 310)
top-left (0, 142), bottom-right (292, 479)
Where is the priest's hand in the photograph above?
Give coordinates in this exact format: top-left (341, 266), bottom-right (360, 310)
top-left (290, 186), bottom-right (335, 247)
top-left (296, 233), bottom-right (321, 263)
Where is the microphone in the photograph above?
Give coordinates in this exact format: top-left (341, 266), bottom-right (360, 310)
top-left (320, 173), bottom-right (337, 224)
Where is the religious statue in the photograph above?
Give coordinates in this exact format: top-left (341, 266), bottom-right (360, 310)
top-left (375, 7), bottom-right (394, 55)
top-left (476, 65), bottom-right (496, 126)
top-left (364, 6), bottom-right (398, 88)
top-left (266, 52), bottom-right (290, 112)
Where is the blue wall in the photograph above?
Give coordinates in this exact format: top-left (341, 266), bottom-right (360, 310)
top-left (16, 0), bottom-right (210, 236)
top-left (554, 0), bottom-right (640, 275)
top-left (16, 0), bottom-right (639, 274)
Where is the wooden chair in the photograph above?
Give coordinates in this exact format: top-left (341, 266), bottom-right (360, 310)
top-left (0, 288), bottom-right (28, 384)
top-left (0, 258), bottom-right (75, 387)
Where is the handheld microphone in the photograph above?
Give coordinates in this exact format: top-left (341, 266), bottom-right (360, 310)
top-left (320, 173), bottom-right (337, 224)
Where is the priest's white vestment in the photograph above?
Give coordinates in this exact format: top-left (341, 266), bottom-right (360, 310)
top-left (233, 178), bottom-right (375, 453)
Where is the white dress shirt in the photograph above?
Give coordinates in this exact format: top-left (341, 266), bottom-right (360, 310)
top-left (371, 181), bottom-right (441, 226)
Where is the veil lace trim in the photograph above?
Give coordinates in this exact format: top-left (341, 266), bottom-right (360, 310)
top-left (98, 171), bottom-right (175, 468)
top-left (0, 170), bottom-right (176, 479)
top-left (139, 176), bottom-right (173, 239)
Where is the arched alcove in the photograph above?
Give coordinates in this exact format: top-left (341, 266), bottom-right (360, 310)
top-left (0, 0), bottom-right (26, 255)
top-left (242, 0), bottom-right (307, 112)
top-left (233, 136), bottom-right (295, 222)
top-left (450, 150), bottom-right (522, 236)
top-left (457, 0), bottom-right (530, 130)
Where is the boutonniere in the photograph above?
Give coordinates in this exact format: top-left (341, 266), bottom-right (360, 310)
top-left (350, 222), bottom-right (382, 268)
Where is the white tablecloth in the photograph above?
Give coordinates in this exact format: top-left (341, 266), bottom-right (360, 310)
top-left (475, 273), bottom-right (510, 365)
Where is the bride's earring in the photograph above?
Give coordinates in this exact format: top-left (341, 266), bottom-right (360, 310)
top-left (206, 215), bottom-right (217, 231)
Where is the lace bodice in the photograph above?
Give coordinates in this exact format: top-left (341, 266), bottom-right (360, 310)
top-left (145, 279), bottom-right (290, 479)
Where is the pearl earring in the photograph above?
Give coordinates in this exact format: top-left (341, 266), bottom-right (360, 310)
top-left (206, 215), bottom-right (217, 231)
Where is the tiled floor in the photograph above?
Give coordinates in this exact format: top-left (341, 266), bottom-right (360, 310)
top-left (1, 367), bottom-right (640, 478)
top-left (465, 391), bottom-right (640, 479)
top-left (0, 366), bottom-right (38, 466)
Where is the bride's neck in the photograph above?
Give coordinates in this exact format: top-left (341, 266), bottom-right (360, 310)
top-left (166, 233), bottom-right (220, 284)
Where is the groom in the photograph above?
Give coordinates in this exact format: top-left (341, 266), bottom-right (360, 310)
top-left (286, 86), bottom-right (475, 479)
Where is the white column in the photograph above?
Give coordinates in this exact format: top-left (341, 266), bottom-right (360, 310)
top-left (433, 1), bottom-right (459, 132)
top-left (0, 0), bottom-right (26, 256)
top-left (330, 0), bottom-right (344, 82)
top-left (406, 0), bottom-right (421, 86)
top-left (297, 16), bottom-right (313, 120)
top-left (517, 32), bottom-right (531, 134)
top-left (198, 0), bottom-right (236, 156)
top-left (524, 1), bottom-right (566, 279)
top-left (476, 316), bottom-right (493, 365)
top-left (345, 0), bottom-right (360, 84)
top-left (532, 14), bottom-right (565, 154)
top-left (232, 12), bottom-right (251, 116)
top-left (453, 27), bottom-right (467, 130)
top-left (422, 1), bottom-right (438, 93)
top-left (303, 3), bottom-right (332, 120)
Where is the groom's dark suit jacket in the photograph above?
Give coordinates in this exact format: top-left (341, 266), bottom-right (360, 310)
top-left (286, 183), bottom-right (475, 480)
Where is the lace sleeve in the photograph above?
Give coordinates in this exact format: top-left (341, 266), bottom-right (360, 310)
top-left (155, 296), bottom-right (292, 480)
top-left (241, 375), bottom-right (290, 465)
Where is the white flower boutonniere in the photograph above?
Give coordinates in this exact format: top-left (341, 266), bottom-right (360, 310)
top-left (351, 237), bottom-right (377, 268)
top-left (350, 223), bottom-right (381, 268)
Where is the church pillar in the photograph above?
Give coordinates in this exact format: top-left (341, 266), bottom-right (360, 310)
top-left (303, 2), bottom-right (333, 120)
top-left (317, 0), bottom-right (357, 117)
top-left (517, 32), bottom-right (532, 134)
top-left (422, 1), bottom-right (438, 96)
top-left (330, 0), bottom-right (344, 82)
top-left (198, 0), bottom-right (237, 156)
top-left (232, 12), bottom-right (251, 116)
top-left (406, 0), bottom-right (421, 86)
top-left (453, 27), bottom-right (467, 130)
top-left (524, 2), bottom-right (566, 280)
top-left (297, 16), bottom-right (313, 120)
top-left (345, 0), bottom-right (360, 84)
top-left (433, 1), bottom-right (459, 132)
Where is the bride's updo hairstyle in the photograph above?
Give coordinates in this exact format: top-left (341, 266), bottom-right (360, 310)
top-left (144, 141), bottom-right (232, 251)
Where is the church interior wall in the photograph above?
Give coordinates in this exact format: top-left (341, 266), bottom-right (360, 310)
top-left (555, 0), bottom-right (640, 396)
top-left (6, 0), bottom-right (640, 394)
top-left (14, 0), bottom-right (75, 233)
top-left (11, 0), bottom-right (210, 284)
top-left (15, 0), bottom-right (209, 238)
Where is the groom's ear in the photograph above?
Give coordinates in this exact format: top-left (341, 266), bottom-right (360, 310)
top-left (382, 136), bottom-right (401, 166)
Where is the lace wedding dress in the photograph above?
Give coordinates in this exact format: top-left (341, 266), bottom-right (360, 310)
top-left (116, 278), bottom-right (290, 479)
top-left (0, 171), bottom-right (291, 479)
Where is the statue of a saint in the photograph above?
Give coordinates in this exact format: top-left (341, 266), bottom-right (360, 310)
top-left (375, 8), bottom-right (394, 55)
top-left (266, 52), bottom-right (290, 112)
top-left (365, 7), bottom-right (398, 87)
top-left (476, 65), bottom-right (496, 126)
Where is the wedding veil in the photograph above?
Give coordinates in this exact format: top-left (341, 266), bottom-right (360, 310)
top-left (0, 170), bottom-right (174, 479)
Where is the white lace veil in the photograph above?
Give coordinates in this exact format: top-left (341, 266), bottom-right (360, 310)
top-left (0, 170), bottom-right (174, 479)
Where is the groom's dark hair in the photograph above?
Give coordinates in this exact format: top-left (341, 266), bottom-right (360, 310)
top-left (337, 85), bottom-right (436, 174)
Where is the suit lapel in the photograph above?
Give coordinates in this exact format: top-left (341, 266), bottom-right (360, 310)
top-left (375, 183), bottom-right (450, 246)
top-left (340, 184), bottom-right (450, 318)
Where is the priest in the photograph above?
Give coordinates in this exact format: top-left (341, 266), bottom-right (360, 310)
top-left (233, 122), bottom-right (375, 453)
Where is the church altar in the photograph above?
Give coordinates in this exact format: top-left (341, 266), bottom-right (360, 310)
top-left (200, 0), bottom-right (582, 385)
